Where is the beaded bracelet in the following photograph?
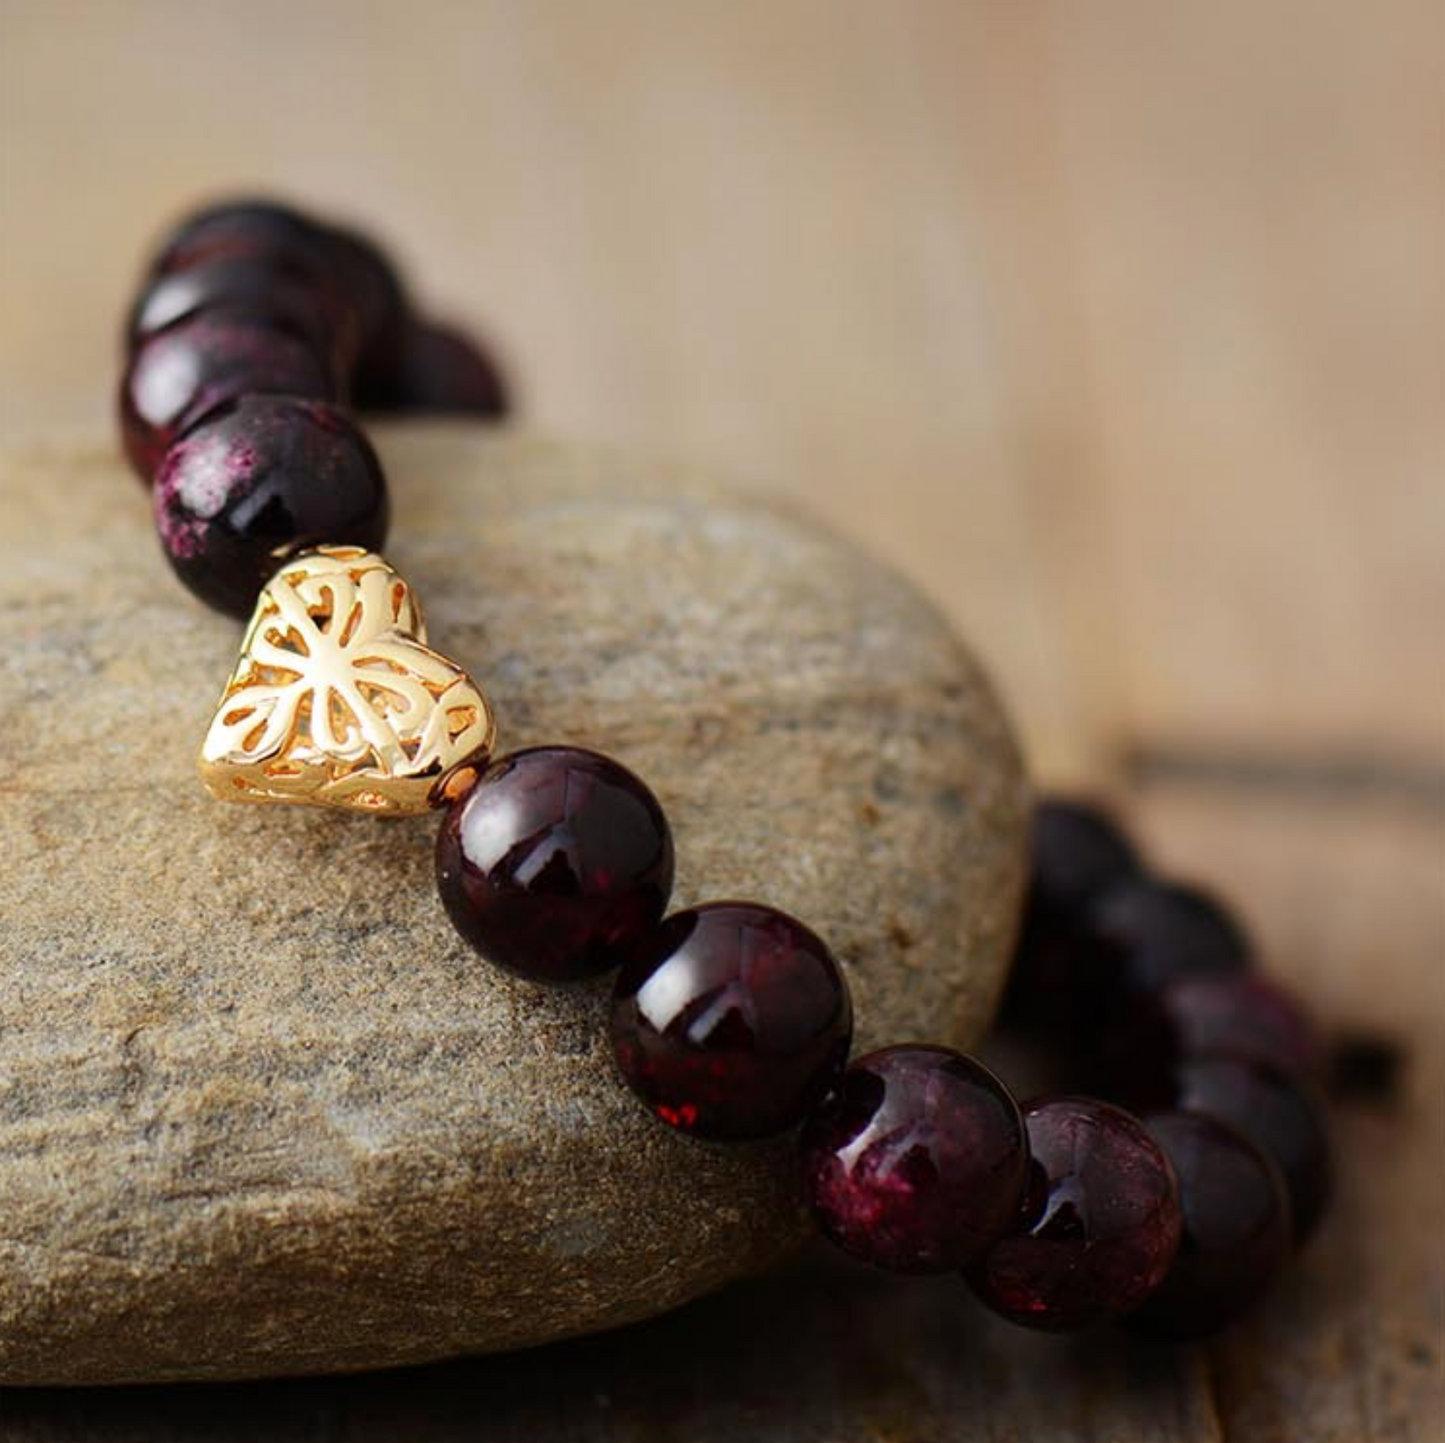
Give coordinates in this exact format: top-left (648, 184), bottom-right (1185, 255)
top-left (118, 198), bottom-right (1332, 1343)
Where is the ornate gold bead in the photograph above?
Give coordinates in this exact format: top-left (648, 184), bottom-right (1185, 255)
top-left (198, 546), bottom-right (495, 815)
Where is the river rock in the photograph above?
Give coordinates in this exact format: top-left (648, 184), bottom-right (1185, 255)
top-left (0, 426), bottom-right (1029, 1384)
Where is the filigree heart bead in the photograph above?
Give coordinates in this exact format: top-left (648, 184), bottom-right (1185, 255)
top-left (199, 547), bottom-right (495, 814)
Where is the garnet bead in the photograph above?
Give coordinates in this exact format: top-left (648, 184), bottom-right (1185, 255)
top-left (1027, 800), bottom-right (1140, 922)
top-left (126, 253), bottom-right (349, 363)
top-left (1007, 799), bottom-right (1141, 1031)
top-left (152, 395), bottom-right (389, 618)
top-left (1172, 1055), bottom-right (1333, 1244)
top-left (611, 902), bottom-right (853, 1141)
top-left (966, 1096), bottom-right (1182, 1332)
top-left (145, 198), bottom-right (329, 274)
top-left (120, 312), bottom-right (337, 481)
top-left (1080, 875), bottom-right (1254, 999)
top-left (355, 320), bottom-right (509, 417)
top-left (1127, 1112), bottom-right (1293, 1339)
top-left (1158, 973), bottom-right (1322, 1079)
top-left (800, 1046), bottom-right (1028, 1272)
top-left (436, 747), bottom-right (674, 984)
top-left (325, 225), bottom-right (411, 379)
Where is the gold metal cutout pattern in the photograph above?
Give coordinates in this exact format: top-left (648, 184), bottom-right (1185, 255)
top-left (199, 547), bottom-right (495, 814)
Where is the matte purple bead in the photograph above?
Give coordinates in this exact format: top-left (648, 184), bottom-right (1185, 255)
top-left (966, 1096), bottom-right (1182, 1332)
top-left (611, 902), bottom-right (853, 1140)
top-left (120, 312), bottom-right (337, 482)
top-left (800, 1046), bottom-right (1029, 1272)
top-left (152, 395), bottom-right (389, 617)
top-left (1173, 1055), bottom-right (1333, 1245)
top-left (1127, 1111), bottom-right (1293, 1339)
top-left (436, 747), bottom-right (674, 984)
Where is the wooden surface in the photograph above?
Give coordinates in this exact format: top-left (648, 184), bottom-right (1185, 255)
top-left (0, 1), bottom-right (1441, 1438)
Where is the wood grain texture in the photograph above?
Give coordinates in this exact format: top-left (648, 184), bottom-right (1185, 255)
top-left (0, 0), bottom-right (1440, 1437)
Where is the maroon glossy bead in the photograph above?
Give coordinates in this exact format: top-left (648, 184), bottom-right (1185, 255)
top-left (800, 1046), bottom-right (1029, 1272)
top-left (1028, 800), bottom-right (1141, 921)
top-left (436, 747), bottom-right (674, 983)
top-left (1160, 973), bottom-right (1322, 1078)
top-left (1080, 876), bottom-right (1254, 1000)
top-left (966, 1096), bottom-right (1182, 1332)
top-left (1126, 1112), bottom-right (1293, 1339)
top-left (145, 198), bottom-right (329, 274)
top-left (127, 253), bottom-right (349, 364)
top-left (1007, 798), bottom-right (1141, 1031)
top-left (153, 395), bottom-right (389, 618)
top-left (356, 319), bottom-right (509, 417)
top-left (1173, 1055), bottom-right (1332, 1245)
top-left (325, 224), bottom-right (410, 373)
top-left (610, 902), bottom-right (853, 1140)
top-left (120, 312), bottom-right (337, 481)
top-left (1091, 972), bottom-right (1323, 1110)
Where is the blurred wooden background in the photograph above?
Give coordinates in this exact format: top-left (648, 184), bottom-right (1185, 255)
top-left (0, 1), bottom-right (1440, 1439)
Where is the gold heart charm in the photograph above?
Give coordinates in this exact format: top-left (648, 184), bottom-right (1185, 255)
top-left (199, 547), bottom-right (496, 815)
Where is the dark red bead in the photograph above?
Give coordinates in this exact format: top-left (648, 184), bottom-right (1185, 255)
top-left (966, 1096), bottom-right (1182, 1332)
top-left (436, 747), bottom-right (674, 984)
top-left (1172, 1055), bottom-right (1332, 1244)
top-left (127, 253), bottom-right (349, 364)
top-left (1091, 972), bottom-right (1323, 1110)
top-left (356, 319), bottom-right (509, 418)
top-left (610, 902), bottom-right (853, 1141)
top-left (1006, 798), bottom-right (1141, 1031)
top-left (119, 312), bottom-right (338, 482)
top-left (152, 395), bottom-right (389, 618)
top-left (1126, 1112), bottom-right (1293, 1339)
top-left (324, 224), bottom-right (410, 376)
top-left (1081, 875), bottom-right (1254, 999)
top-left (145, 198), bottom-right (328, 274)
top-left (800, 1046), bottom-right (1028, 1272)
top-left (1028, 799), bottom-right (1140, 921)
top-left (1159, 973), bottom-right (1322, 1078)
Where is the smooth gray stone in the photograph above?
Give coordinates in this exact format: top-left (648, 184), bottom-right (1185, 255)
top-left (0, 426), bottom-right (1029, 1383)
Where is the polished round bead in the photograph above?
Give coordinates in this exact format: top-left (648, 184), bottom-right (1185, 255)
top-left (126, 253), bottom-right (348, 362)
top-left (325, 224), bottom-right (411, 376)
top-left (1028, 799), bottom-right (1140, 922)
top-left (1173, 1055), bottom-right (1332, 1245)
top-left (800, 1046), bottom-right (1029, 1272)
top-left (1157, 973), bottom-right (1322, 1078)
top-left (1092, 971), bottom-right (1323, 1109)
top-left (1007, 799), bottom-right (1141, 1031)
top-left (966, 1096), bottom-right (1182, 1332)
top-left (145, 198), bottom-right (329, 274)
top-left (436, 747), bottom-right (674, 984)
top-left (1126, 1112), bottom-right (1293, 1339)
top-left (152, 395), bottom-right (389, 617)
top-left (1081, 875), bottom-right (1254, 999)
top-left (610, 902), bottom-right (853, 1140)
top-left (120, 312), bottom-right (337, 481)
top-left (356, 320), bottom-right (509, 417)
